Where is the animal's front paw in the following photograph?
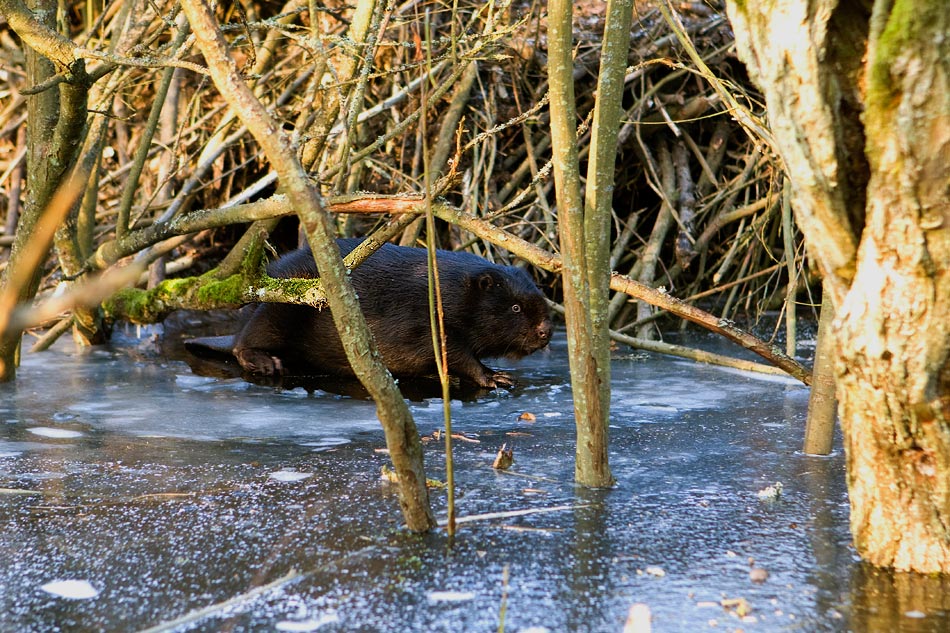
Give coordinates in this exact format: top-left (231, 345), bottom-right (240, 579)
top-left (235, 348), bottom-right (284, 375)
top-left (490, 371), bottom-right (516, 389)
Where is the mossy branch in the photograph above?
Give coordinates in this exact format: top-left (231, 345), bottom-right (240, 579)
top-left (101, 269), bottom-right (328, 325)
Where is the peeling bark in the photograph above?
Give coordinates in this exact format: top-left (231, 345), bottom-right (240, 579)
top-left (728, 0), bottom-right (950, 572)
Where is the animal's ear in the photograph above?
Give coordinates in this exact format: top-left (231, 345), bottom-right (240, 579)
top-left (477, 272), bottom-right (496, 291)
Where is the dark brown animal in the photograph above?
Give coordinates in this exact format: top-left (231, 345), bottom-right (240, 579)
top-left (232, 239), bottom-right (553, 388)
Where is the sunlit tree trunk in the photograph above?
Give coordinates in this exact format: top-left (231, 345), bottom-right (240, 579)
top-left (547, 0), bottom-right (630, 487)
top-left (727, 0), bottom-right (950, 572)
top-left (803, 291), bottom-right (836, 455)
top-left (0, 0), bottom-right (88, 380)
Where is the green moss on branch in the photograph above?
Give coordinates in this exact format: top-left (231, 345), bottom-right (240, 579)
top-left (102, 271), bottom-right (327, 325)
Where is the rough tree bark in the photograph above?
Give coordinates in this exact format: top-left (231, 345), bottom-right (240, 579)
top-left (547, 0), bottom-right (631, 488)
top-left (0, 0), bottom-right (91, 380)
top-left (726, 0), bottom-right (950, 572)
top-left (803, 290), bottom-right (836, 455)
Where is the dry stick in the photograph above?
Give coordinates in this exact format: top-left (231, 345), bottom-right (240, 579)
top-left (781, 184), bottom-right (798, 357)
top-left (719, 240), bottom-right (754, 318)
top-left (329, 0), bottom-right (387, 195)
top-left (318, 57), bottom-right (474, 184)
top-left (327, 60), bottom-right (450, 137)
top-left (138, 25), bottom-right (310, 256)
top-left (138, 254), bottom-right (195, 284)
top-left (615, 263), bottom-right (789, 335)
top-left (498, 565), bottom-right (510, 633)
top-left (608, 212), bottom-right (642, 272)
top-left (302, 2), bottom-right (412, 170)
top-left (429, 203), bottom-right (811, 384)
top-left (714, 192), bottom-right (781, 288)
top-left (635, 139), bottom-right (676, 339)
top-left (657, 0), bottom-right (776, 151)
top-left (90, 193), bottom-right (426, 268)
top-left (135, 569), bottom-right (300, 633)
top-left (610, 331), bottom-right (788, 376)
top-left (423, 15), bottom-right (466, 538)
top-left (679, 127), bottom-right (717, 195)
top-left (115, 18), bottom-right (191, 239)
top-left (666, 120), bottom-right (732, 299)
top-left (683, 261), bottom-right (785, 303)
top-left (0, 174), bottom-right (85, 350)
top-left (611, 273), bottom-right (810, 383)
top-left (496, 107), bottom-right (595, 228)
top-left (446, 504), bottom-right (590, 527)
top-left (179, 0), bottom-right (434, 532)
top-left (29, 314), bottom-right (74, 352)
top-left (314, 0), bottom-right (503, 181)
top-left (551, 303), bottom-right (794, 378)
top-left (400, 59), bottom-right (479, 245)
top-left (2, 130), bottom-right (25, 238)
top-left (606, 102), bottom-right (718, 326)
top-left (673, 137), bottom-right (698, 269)
top-left (496, 123), bottom-right (550, 202)
top-left (696, 118), bottom-right (732, 197)
top-left (149, 42), bottom-right (188, 288)
top-left (10, 264), bottom-right (145, 332)
top-left (666, 146), bottom-right (765, 282)
top-left (509, 86), bottom-right (556, 237)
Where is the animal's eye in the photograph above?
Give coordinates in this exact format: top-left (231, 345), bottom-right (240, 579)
top-left (511, 304), bottom-right (522, 313)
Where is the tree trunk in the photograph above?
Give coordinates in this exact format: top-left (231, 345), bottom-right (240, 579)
top-left (547, 0), bottom-right (626, 488)
top-left (0, 0), bottom-right (86, 380)
top-left (803, 289), bottom-right (836, 455)
top-left (727, 0), bottom-right (950, 572)
top-left (836, 0), bottom-right (950, 568)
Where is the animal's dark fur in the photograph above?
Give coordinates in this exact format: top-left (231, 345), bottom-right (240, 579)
top-left (232, 239), bottom-right (553, 387)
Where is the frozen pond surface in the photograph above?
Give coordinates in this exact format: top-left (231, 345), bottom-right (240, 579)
top-left (2, 325), bottom-right (949, 632)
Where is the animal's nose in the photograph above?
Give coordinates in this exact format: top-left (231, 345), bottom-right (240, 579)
top-left (538, 319), bottom-right (553, 341)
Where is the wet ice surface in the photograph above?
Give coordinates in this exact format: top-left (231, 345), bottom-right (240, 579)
top-left (1, 327), bottom-right (948, 632)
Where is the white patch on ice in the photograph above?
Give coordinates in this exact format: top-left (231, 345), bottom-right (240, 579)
top-left (269, 470), bottom-right (313, 482)
top-left (67, 402), bottom-right (114, 413)
top-left (174, 374), bottom-right (221, 390)
top-left (300, 437), bottom-right (350, 449)
top-left (707, 365), bottom-right (804, 385)
top-left (278, 388), bottom-right (311, 398)
top-left (28, 427), bottom-right (83, 439)
top-left (757, 481), bottom-right (784, 500)
top-left (40, 579), bottom-right (99, 599)
top-left (275, 614), bottom-right (340, 631)
top-left (426, 591), bottom-right (476, 603)
top-left (632, 404), bottom-right (679, 413)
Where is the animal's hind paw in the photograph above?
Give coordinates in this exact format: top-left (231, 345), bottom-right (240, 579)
top-left (235, 348), bottom-right (284, 376)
